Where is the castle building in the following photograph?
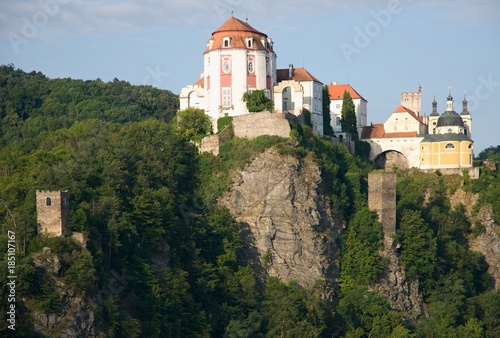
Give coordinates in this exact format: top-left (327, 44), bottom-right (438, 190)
top-left (419, 94), bottom-right (473, 170)
top-left (36, 190), bottom-right (69, 237)
top-left (180, 16), bottom-right (324, 135)
top-left (361, 89), bottom-right (474, 173)
top-left (327, 83), bottom-right (368, 137)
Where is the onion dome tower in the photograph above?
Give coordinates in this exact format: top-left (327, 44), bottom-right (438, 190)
top-left (428, 95), bottom-right (440, 134)
top-left (436, 91), bottom-right (465, 134)
top-left (460, 93), bottom-right (472, 138)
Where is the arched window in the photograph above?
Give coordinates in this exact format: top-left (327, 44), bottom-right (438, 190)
top-left (468, 144), bottom-right (472, 149)
top-left (223, 37), bottom-right (230, 47)
top-left (445, 143), bottom-right (455, 149)
top-left (46, 197), bottom-right (52, 206)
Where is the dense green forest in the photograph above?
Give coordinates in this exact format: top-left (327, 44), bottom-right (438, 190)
top-left (0, 65), bottom-right (499, 337)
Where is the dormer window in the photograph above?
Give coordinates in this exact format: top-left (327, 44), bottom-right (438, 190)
top-left (223, 37), bottom-right (230, 48)
top-left (246, 38), bottom-right (253, 48)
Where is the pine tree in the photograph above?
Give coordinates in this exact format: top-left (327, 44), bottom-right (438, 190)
top-left (322, 85), bottom-right (333, 136)
top-left (340, 90), bottom-right (358, 140)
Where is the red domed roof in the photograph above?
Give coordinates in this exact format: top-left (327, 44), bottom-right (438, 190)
top-left (205, 17), bottom-right (272, 53)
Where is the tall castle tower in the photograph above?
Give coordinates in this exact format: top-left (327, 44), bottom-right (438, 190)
top-left (460, 94), bottom-right (472, 139)
top-left (180, 17), bottom-right (278, 125)
top-left (400, 85), bottom-right (422, 116)
top-left (36, 190), bottom-right (69, 237)
top-left (203, 16), bottom-right (277, 120)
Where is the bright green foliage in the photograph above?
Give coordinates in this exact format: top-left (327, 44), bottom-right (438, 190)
top-left (62, 249), bottom-right (97, 294)
top-left (337, 285), bottom-right (398, 337)
top-left (242, 89), bottom-right (274, 112)
top-left (340, 90), bottom-right (358, 140)
top-left (397, 209), bottom-right (436, 281)
top-left (341, 207), bottom-right (385, 286)
top-left (472, 161), bottom-right (500, 223)
top-left (1, 66), bottom-right (499, 337)
top-left (262, 278), bottom-right (329, 338)
top-left (217, 116), bottom-right (233, 132)
top-left (322, 85), bottom-right (333, 136)
top-left (176, 107), bottom-right (212, 138)
top-left (476, 145), bottom-right (500, 161)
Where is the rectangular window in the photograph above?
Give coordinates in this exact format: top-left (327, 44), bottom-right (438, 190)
top-left (336, 104), bottom-right (341, 109)
top-left (222, 88), bottom-right (231, 108)
top-left (336, 116), bottom-right (341, 126)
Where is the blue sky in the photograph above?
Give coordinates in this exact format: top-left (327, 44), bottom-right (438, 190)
top-left (1, 0), bottom-right (499, 153)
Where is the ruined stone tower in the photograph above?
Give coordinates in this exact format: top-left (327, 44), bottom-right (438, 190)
top-left (368, 172), bottom-right (396, 248)
top-left (36, 190), bottom-right (69, 237)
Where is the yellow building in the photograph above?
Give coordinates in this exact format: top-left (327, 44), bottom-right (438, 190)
top-left (419, 93), bottom-right (473, 169)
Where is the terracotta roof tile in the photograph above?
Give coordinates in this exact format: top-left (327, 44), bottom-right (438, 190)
top-left (276, 67), bottom-right (322, 83)
top-left (328, 84), bottom-right (366, 101)
top-left (194, 77), bottom-right (204, 87)
top-left (205, 17), bottom-right (271, 53)
top-left (393, 105), bottom-right (428, 123)
top-left (213, 17), bottom-right (266, 36)
top-left (361, 123), bottom-right (417, 139)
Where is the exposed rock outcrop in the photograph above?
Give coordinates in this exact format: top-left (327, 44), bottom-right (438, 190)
top-left (220, 148), bottom-right (340, 288)
top-left (450, 188), bottom-right (500, 289)
top-left (372, 245), bottom-right (426, 320)
top-left (470, 205), bottom-right (500, 289)
top-left (30, 247), bottom-right (100, 337)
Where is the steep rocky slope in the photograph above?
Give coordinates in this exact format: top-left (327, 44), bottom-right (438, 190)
top-left (29, 247), bottom-right (100, 337)
top-left (220, 148), bottom-right (341, 288)
top-left (450, 189), bottom-right (500, 289)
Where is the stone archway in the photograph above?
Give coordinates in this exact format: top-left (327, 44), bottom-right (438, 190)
top-left (374, 150), bottom-right (409, 170)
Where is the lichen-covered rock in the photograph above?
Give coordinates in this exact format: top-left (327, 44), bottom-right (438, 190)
top-left (30, 248), bottom-right (100, 337)
top-left (220, 148), bottom-right (340, 288)
top-left (470, 205), bottom-right (500, 289)
top-left (372, 245), bottom-right (426, 320)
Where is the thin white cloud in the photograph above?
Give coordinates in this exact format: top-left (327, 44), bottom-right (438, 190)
top-left (0, 0), bottom-right (498, 38)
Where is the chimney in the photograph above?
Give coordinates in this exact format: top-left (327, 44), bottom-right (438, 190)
top-left (288, 64), bottom-right (294, 79)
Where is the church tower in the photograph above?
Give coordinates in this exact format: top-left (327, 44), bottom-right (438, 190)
top-left (460, 93), bottom-right (472, 139)
top-left (428, 95), bottom-right (440, 134)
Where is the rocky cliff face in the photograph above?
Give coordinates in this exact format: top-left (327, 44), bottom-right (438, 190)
top-left (470, 204), bottom-right (500, 289)
top-left (220, 148), bottom-right (341, 288)
top-left (450, 189), bottom-right (500, 289)
top-left (372, 245), bottom-right (426, 319)
top-left (30, 247), bottom-right (100, 337)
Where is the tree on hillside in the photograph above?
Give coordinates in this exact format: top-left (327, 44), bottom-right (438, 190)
top-left (176, 107), bottom-right (212, 138)
top-left (340, 90), bottom-right (358, 140)
top-left (476, 145), bottom-right (500, 161)
top-left (397, 209), bottom-right (436, 281)
top-left (322, 85), bottom-right (333, 136)
top-left (242, 90), bottom-right (274, 113)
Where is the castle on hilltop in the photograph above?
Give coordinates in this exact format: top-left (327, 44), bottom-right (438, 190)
top-left (361, 87), bottom-right (475, 175)
top-left (180, 17), bottom-right (475, 175)
top-left (179, 16), bottom-right (324, 135)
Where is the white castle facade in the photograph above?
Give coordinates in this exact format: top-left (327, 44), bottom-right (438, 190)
top-left (180, 16), bottom-right (324, 135)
